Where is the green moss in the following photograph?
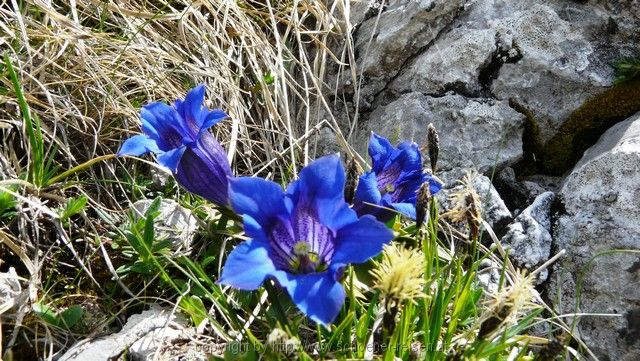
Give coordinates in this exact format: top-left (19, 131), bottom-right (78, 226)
top-left (542, 78), bottom-right (640, 175)
top-left (614, 57), bottom-right (640, 85)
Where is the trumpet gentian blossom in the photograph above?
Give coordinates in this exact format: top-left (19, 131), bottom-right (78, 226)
top-left (353, 133), bottom-right (442, 222)
top-left (218, 155), bottom-right (393, 325)
top-left (118, 85), bottom-right (232, 205)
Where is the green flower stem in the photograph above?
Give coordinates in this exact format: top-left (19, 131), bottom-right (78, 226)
top-left (46, 154), bottom-right (116, 186)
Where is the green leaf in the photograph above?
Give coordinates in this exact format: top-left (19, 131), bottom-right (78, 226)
top-left (124, 230), bottom-right (148, 260)
top-left (32, 303), bottom-right (60, 327)
top-left (4, 53), bottom-right (45, 187)
top-left (263, 72), bottom-right (275, 85)
top-left (143, 197), bottom-right (162, 248)
top-left (144, 196), bottom-right (163, 219)
top-left (0, 187), bottom-right (17, 218)
top-left (59, 305), bottom-right (84, 329)
top-left (180, 295), bottom-right (208, 326)
top-left (61, 195), bottom-right (88, 220)
top-left (323, 312), bottom-right (354, 356)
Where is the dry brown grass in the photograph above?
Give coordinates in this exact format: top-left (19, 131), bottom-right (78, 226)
top-left (0, 1), bottom-right (360, 358)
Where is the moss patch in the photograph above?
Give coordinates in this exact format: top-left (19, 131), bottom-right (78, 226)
top-left (542, 78), bottom-right (640, 175)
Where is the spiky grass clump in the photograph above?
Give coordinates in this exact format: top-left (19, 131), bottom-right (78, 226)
top-left (371, 243), bottom-right (425, 306)
top-left (442, 171), bottom-right (482, 243)
top-left (477, 270), bottom-right (537, 339)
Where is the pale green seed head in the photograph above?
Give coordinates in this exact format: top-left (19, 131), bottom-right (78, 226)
top-left (370, 243), bottom-right (425, 304)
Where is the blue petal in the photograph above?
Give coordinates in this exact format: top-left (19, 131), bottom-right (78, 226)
top-left (157, 146), bottom-right (187, 172)
top-left (286, 155), bottom-right (357, 230)
top-left (287, 155), bottom-right (343, 202)
top-left (229, 177), bottom-right (289, 228)
top-left (368, 133), bottom-right (395, 173)
top-left (352, 171), bottom-right (388, 220)
top-left (332, 215), bottom-right (394, 265)
top-left (272, 270), bottom-right (346, 326)
top-left (390, 202), bottom-right (417, 219)
top-left (140, 102), bottom-right (187, 149)
top-left (241, 214), bottom-right (270, 244)
top-left (199, 109), bottom-right (228, 134)
top-left (218, 240), bottom-right (276, 290)
top-left (353, 171), bottom-right (382, 204)
top-left (177, 84), bottom-right (206, 130)
top-left (390, 175), bottom-right (423, 205)
top-left (196, 132), bottom-right (232, 175)
top-left (117, 134), bottom-right (160, 157)
top-left (425, 174), bottom-right (443, 195)
top-left (174, 144), bottom-right (230, 206)
top-left (323, 203), bottom-right (359, 230)
top-left (394, 141), bottom-right (423, 178)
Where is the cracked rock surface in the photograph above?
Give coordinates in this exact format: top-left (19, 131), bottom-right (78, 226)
top-left (346, 0), bottom-right (639, 147)
top-left (353, 0), bottom-right (466, 102)
top-left (60, 305), bottom-right (195, 361)
top-left (547, 112), bottom-right (640, 360)
top-left (320, 2), bottom-right (640, 360)
top-left (361, 93), bottom-right (524, 183)
top-left (501, 191), bottom-right (555, 285)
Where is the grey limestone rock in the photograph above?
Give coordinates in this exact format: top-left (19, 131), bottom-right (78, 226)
top-left (0, 267), bottom-right (22, 313)
top-left (60, 305), bottom-right (192, 361)
top-left (389, 27), bottom-right (498, 96)
top-left (437, 173), bottom-right (512, 234)
top-left (354, 0), bottom-right (466, 101)
top-left (349, 0), bottom-right (639, 157)
top-left (132, 199), bottom-right (198, 252)
top-left (547, 112), bottom-right (640, 361)
top-left (361, 92), bottom-right (524, 183)
top-left (501, 192), bottom-right (555, 284)
top-left (494, 167), bottom-right (547, 212)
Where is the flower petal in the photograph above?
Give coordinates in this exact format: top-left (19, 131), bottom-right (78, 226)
top-left (200, 109), bottom-right (228, 133)
top-left (157, 146), bottom-right (187, 172)
top-left (218, 240), bottom-right (276, 290)
top-left (394, 141), bottom-right (422, 177)
top-left (117, 134), bottom-right (160, 157)
top-left (389, 175), bottom-right (423, 210)
top-left (272, 270), bottom-right (346, 326)
top-left (175, 84), bottom-right (206, 130)
top-left (353, 171), bottom-right (391, 220)
top-left (286, 155), bottom-right (357, 230)
top-left (241, 214), bottom-right (270, 244)
top-left (332, 214), bottom-right (394, 265)
top-left (140, 102), bottom-right (187, 149)
top-left (425, 174), bottom-right (443, 195)
top-left (196, 132), bottom-right (231, 174)
top-left (353, 171), bottom-right (382, 204)
top-left (229, 177), bottom-right (289, 228)
top-left (390, 202), bottom-right (417, 219)
top-left (368, 133), bottom-right (395, 173)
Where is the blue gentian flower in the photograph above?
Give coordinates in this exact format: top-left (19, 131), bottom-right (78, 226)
top-left (218, 155), bottom-right (394, 325)
top-left (118, 85), bottom-right (232, 205)
top-left (353, 133), bottom-right (442, 222)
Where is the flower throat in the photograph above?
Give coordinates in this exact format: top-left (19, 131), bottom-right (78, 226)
top-left (290, 241), bottom-right (328, 274)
